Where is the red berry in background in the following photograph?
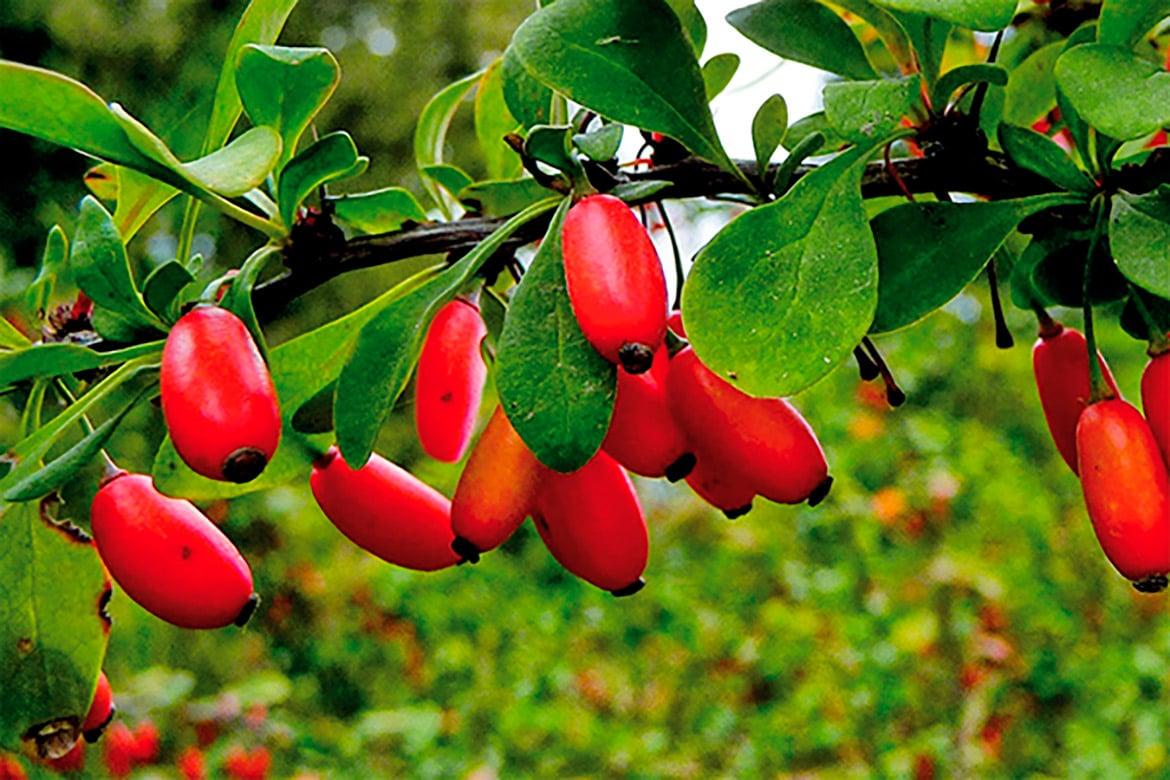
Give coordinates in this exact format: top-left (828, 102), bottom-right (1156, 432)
top-left (0, 755), bottom-right (26, 780)
top-left (1032, 322), bottom-right (1120, 474)
top-left (562, 194), bottom-right (668, 373)
top-left (685, 452), bottom-right (755, 519)
top-left (161, 305), bottom-right (281, 483)
top-left (44, 742), bottom-right (84, 774)
top-left (224, 746), bottom-right (271, 780)
top-left (414, 298), bottom-right (488, 462)
top-left (533, 452), bottom-right (649, 596)
top-left (177, 746), bottom-right (206, 780)
top-left (103, 723), bottom-right (136, 778)
top-left (667, 347), bottom-right (832, 506)
top-left (1076, 399), bottom-right (1170, 592)
top-left (1141, 350), bottom-right (1170, 467)
top-left (310, 447), bottom-right (459, 571)
top-left (81, 672), bottom-right (115, 743)
top-left (450, 407), bottom-right (544, 562)
top-left (667, 309), bottom-right (686, 339)
top-left (130, 721), bottom-right (159, 764)
top-left (91, 473), bottom-right (257, 629)
top-left (602, 347), bottom-right (694, 480)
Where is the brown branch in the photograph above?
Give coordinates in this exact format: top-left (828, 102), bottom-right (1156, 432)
top-left (251, 150), bottom-right (1102, 319)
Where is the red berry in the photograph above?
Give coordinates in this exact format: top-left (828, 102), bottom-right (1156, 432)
top-left (414, 298), bottom-right (488, 462)
top-left (1032, 323), bottom-right (1120, 474)
top-left (177, 746), bottom-right (206, 780)
top-left (130, 721), bottom-right (159, 764)
top-left (1076, 399), bottom-right (1170, 590)
top-left (81, 672), bottom-right (115, 742)
top-left (666, 309), bottom-right (686, 339)
top-left (224, 746), bottom-right (270, 780)
top-left (103, 723), bottom-right (135, 778)
top-left (161, 306), bottom-right (281, 483)
top-left (562, 194), bottom-right (667, 373)
top-left (1142, 351), bottom-right (1170, 467)
top-left (0, 755), bottom-right (26, 780)
top-left (667, 347), bottom-right (831, 505)
top-left (44, 742), bottom-right (84, 774)
top-left (602, 347), bottom-right (694, 480)
top-left (310, 447), bottom-right (459, 571)
top-left (533, 452), bottom-right (648, 595)
top-left (450, 407), bottom-right (544, 561)
top-left (91, 473), bottom-right (257, 629)
top-left (685, 452), bottom-right (755, 519)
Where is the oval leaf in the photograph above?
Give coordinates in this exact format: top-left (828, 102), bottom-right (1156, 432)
top-left (870, 0), bottom-right (1015, 31)
top-left (727, 0), bottom-right (876, 80)
top-left (496, 199), bottom-right (616, 472)
top-left (683, 144), bottom-right (880, 397)
top-left (277, 131), bottom-right (361, 227)
top-left (1109, 187), bottom-right (1170, 298)
top-left (1055, 44), bottom-right (1170, 140)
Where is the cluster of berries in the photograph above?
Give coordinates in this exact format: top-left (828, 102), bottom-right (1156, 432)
top-left (1032, 317), bottom-right (1170, 592)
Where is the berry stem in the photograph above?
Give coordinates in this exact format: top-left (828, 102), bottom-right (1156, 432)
top-left (862, 337), bottom-right (906, 407)
top-left (853, 346), bottom-right (879, 381)
top-left (968, 31), bottom-right (1004, 123)
top-left (656, 201), bottom-right (685, 311)
top-left (987, 252), bottom-right (1014, 349)
top-left (1083, 196), bottom-right (1112, 403)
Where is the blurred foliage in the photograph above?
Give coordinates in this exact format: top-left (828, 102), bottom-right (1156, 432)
top-left (0, 2), bottom-right (1168, 778)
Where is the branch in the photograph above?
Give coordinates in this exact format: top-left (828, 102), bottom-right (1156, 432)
top-left (252, 148), bottom-right (1154, 319)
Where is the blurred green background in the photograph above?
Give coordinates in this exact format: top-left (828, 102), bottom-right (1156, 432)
top-left (1, 2), bottom-right (1167, 778)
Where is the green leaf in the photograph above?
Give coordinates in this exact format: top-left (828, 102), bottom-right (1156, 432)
top-left (331, 188), bottom-right (429, 234)
top-left (201, 0), bottom-right (299, 153)
top-left (508, 0), bottom-right (738, 177)
top-left (70, 197), bottom-right (163, 332)
top-left (1003, 41), bottom-right (1062, 126)
top-left (525, 125), bottom-right (581, 175)
top-left (219, 246), bottom-right (280, 358)
top-left (824, 76), bottom-right (920, 143)
top-left (702, 53), bottom-right (740, 100)
top-left (0, 499), bottom-right (109, 754)
top-left (0, 318), bottom-right (30, 350)
top-left (931, 63), bottom-right (1008, 110)
top-left (420, 164), bottom-right (475, 199)
top-left (496, 199), bottom-right (616, 472)
top-left (727, 0), bottom-right (876, 80)
top-left (1055, 44), bottom-right (1170, 140)
top-left (666, 0), bottom-right (708, 54)
top-left (573, 124), bottom-right (624, 162)
top-left (683, 144), bottom-right (880, 397)
top-left (26, 226), bottom-right (69, 317)
top-left (1098, 0), bottom-right (1170, 48)
top-left (998, 125), bottom-right (1095, 193)
top-left (781, 111), bottom-right (847, 153)
top-left (870, 194), bottom-right (1083, 333)
top-left (1109, 187), bottom-right (1170, 298)
top-left (110, 167), bottom-right (179, 241)
top-left (142, 261), bottom-right (196, 322)
top-left (0, 61), bottom-right (162, 174)
top-left (236, 45), bottom-right (340, 168)
top-left (460, 178), bottom-right (554, 217)
top-left (475, 60), bottom-right (524, 181)
top-left (501, 46), bottom-right (554, 129)
top-left (414, 70), bottom-right (483, 217)
top-left (4, 391), bottom-right (148, 503)
top-left (608, 179), bottom-right (674, 202)
top-left (0, 342), bottom-right (163, 389)
top-left (0, 360), bottom-right (156, 496)
top-left (751, 94), bottom-right (787, 182)
top-left (113, 105), bottom-right (283, 198)
top-left (334, 197), bottom-right (560, 467)
top-left (83, 163), bottom-right (119, 202)
top-left (893, 12), bottom-right (950, 86)
top-left (869, 0), bottom-right (1015, 31)
top-left (277, 131), bottom-right (362, 227)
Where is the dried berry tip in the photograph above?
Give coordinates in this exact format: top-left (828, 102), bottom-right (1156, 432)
top-left (854, 347), bottom-right (879, 381)
top-left (1133, 574), bottom-right (1168, 594)
top-left (807, 476), bottom-right (833, 507)
top-left (451, 536), bottom-right (481, 565)
top-left (610, 577), bottom-right (646, 598)
top-left (723, 503), bottom-right (753, 520)
top-left (665, 453), bottom-right (697, 483)
top-left (886, 385), bottom-right (907, 408)
top-left (618, 343), bottom-right (655, 374)
top-left (233, 593), bottom-right (260, 627)
top-left (83, 706), bottom-right (116, 744)
top-left (223, 448), bottom-right (268, 484)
